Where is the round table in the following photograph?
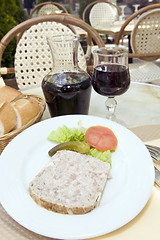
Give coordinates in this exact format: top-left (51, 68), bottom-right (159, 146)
top-left (0, 82), bottom-right (160, 240)
top-left (90, 82), bottom-right (160, 128)
top-left (93, 20), bottom-right (134, 36)
top-left (22, 82), bottom-right (160, 129)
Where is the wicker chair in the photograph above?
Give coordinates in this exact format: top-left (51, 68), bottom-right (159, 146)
top-left (82, 0), bottom-right (121, 27)
top-left (114, 4), bottom-right (160, 84)
top-left (0, 14), bottom-right (104, 90)
top-left (30, 2), bottom-right (68, 18)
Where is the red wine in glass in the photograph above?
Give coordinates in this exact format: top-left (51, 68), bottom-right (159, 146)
top-left (92, 45), bottom-right (130, 120)
top-left (92, 63), bottom-right (130, 97)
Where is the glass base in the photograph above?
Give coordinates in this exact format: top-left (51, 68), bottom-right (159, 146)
top-left (107, 114), bottom-right (127, 126)
top-left (105, 97), bottom-right (127, 126)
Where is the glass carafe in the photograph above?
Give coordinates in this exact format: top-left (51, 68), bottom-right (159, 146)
top-left (42, 34), bottom-right (92, 117)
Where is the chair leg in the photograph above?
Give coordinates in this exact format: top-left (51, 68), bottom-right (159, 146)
top-left (128, 35), bottom-right (133, 64)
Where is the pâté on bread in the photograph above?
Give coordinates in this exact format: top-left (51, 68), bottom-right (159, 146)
top-left (29, 150), bottom-right (110, 215)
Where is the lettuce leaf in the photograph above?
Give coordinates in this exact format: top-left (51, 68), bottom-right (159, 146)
top-left (47, 125), bottom-right (86, 143)
top-left (89, 148), bottom-right (112, 167)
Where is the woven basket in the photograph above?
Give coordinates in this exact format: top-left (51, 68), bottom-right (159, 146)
top-left (0, 94), bottom-right (46, 154)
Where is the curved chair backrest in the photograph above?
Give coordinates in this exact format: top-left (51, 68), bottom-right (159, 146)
top-left (14, 22), bottom-right (87, 89)
top-left (131, 8), bottom-right (160, 61)
top-left (82, 0), bottom-right (121, 24)
top-left (30, 2), bottom-right (68, 18)
top-left (89, 2), bottom-right (118, 27)
top-left (0, 14), bottom-right (104, 89)
top-left (37, 4), bottom-right (60, 16)
top-left (114, 3), bottom-right (160, 61)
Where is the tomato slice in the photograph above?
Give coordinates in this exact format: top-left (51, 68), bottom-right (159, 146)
top-left (85, 126), bottom-right (118, 151)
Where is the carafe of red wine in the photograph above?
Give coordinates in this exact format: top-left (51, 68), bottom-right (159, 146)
top-left (42, 34), bottom-right (92, 117)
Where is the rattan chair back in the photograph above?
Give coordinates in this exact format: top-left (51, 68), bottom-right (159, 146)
top-left (89, 2), bottom-right (118, 27)
top-left (131, 9), bottom-right (160, 61)
top-left (0, 14), bottom-right (104, 88)
top-left (30, 2), bottom-right (68, 18)
top-left (114, 4), bottom-right (160, 61)
top-left (37, 4), bottom-right (60, 16)
top-left (82, 0), bottom-right (121, 24)
top-left (15, 21), bottom-right (87, 89)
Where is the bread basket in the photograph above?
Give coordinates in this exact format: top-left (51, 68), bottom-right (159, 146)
top-left (0, 94), bottom-right (46, 154)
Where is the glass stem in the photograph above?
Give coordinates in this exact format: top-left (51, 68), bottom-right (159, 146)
top-left (105, 97), bottom-right (117, 119)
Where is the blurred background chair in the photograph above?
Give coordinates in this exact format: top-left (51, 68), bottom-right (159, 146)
top-left (29, 2), bottom-right (88, 59)
top-left (30, 2), bottom-right (68, 18)
top-left (82, 0), bottom-right (121, 44)
top-left (0, 14), bottom-right (104, 90)
top-left (114, 3), bottom-right (160, 85)
top-left (83, 0), bottom-right (121, 26)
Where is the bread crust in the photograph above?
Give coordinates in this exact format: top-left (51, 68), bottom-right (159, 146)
top-left (0, 102), bottom-right (16, 135)
top-left (0, 86), bottom-right (21, 103)
top-left (0, 85), bottom-right (42, 136)
top-left (12, 97), bottom-right (41, 128)
top-left (29, 187), bottom-right (96, 214)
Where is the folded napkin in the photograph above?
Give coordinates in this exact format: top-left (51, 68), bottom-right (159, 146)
top-left (94, 187), bottom-right (160, 240)
top-left (131, 125), bottom-right (160, 173)
top-left (146, 139), bottom-right (160, 172)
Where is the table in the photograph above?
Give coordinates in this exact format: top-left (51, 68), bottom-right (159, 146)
top-left (74, 26), bottom-right (87, 39)
top-left (73, 20), bottom-right (134, 39)
top-left (93, 20), bottom-right (135, 36)
top-left (91, 82), bottom-right (160, 128)
top-left (22, 82), bottom-right (160, 129)
top-left (93, 19), bottom-right (135, 63)
top-left (0, 81), bottom-right (160, 240)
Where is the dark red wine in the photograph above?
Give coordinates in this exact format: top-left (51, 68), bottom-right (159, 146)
top-left (42, 72), bottom-right (91, 117)
top-left (92, 64), bottom-right (130, 96)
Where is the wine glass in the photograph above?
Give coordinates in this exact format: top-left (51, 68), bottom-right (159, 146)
top-left (92, 45), bottom-right (130, 120)
top-left (119, 5), bottom-right (126, 21)
top-left (133, 4), bottom-right (140, 13)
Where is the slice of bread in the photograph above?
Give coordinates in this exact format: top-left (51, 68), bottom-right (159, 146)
top-left (0, 102), bottom-right (16, 135)
top-left (0, 85), bottom-right (42, 136)
top-left (12, 97), bottom-right (41, 128)
top-left (0, 85), bottom-right (21, 103)
top-left (29, 150), bottom-right (110, 215)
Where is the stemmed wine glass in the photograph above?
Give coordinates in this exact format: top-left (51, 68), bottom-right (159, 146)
top-left (92, 45), bottom-right (130, 120)
top-left (119, 5), bottom-right (126, 21)
top-left (133, 4), bottom-right (140, 13)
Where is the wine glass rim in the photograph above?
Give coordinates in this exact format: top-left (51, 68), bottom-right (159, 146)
top-left (93, 45), bottom-right (128, 56)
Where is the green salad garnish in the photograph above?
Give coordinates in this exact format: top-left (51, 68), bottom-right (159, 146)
top-left (48, 123), bottom-right (112, 168)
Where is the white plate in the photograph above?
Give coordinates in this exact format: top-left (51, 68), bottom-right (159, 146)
top-left (0, 115), bottom-right (155, 239)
